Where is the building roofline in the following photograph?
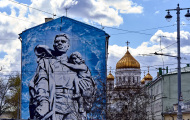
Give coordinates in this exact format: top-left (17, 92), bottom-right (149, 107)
top-left (163, 71), bottom-right (190, 76)
top-left (19, 16), bottom-right (109, 36)
top-left (145, 66), bottom-right (190, 87)
top-left (163, 110), bottom-right (190, 115)
top-left (145, 75), bottom-right (162, 88)
top-left (163, 66), bottom-right (190, 76)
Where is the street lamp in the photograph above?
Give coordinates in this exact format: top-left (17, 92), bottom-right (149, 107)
top-left (165, 4), bottom-right (190, 120)
top-left (185, 9), bottom-right (190, 20)
top-left (165, 11), bottom-right (172, 22)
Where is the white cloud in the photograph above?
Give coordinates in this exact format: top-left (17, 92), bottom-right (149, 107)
top-left (1, 0), bottom-right (189, 81)
top-left (108, 30), bottom-right (190, 79)
top-left (0, 0), bottom-right (10, 7)
top-left (0, 0), bottom-right (140, 75)
top-left (182, 21), bottom-right (186, 26)
top-left (100, 0), bottom-right (143, 14)
top-left (1, 0), bottom-right (143, 28)
top-left (155, 11), bottom-right (159, 14)
top-left (0, 2), bottom-right (28, 75)
top-left (181, 46), bottom-right (190, 54)
top-left (150, 30), bottom-right (190, 49)
top-left (51, 0), bottom-right (124, 26)
top-left (48, 0), bottom-right (142, 26)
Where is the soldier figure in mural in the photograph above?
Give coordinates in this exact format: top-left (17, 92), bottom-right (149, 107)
top-left (61, 51), bottom-right (92, 113)
top-left (29, 33), bottom-right (96, 120)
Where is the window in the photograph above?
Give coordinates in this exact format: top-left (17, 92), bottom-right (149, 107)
top-left (123, 76), bottom-right (125, 83)
top-left (128, 76), bottom-right (131, 84)
top-left (119, 77), bottom-right (121, 83)
top-left (133, 77), bottom-right (135, 83)
top-left (109, 83), bottom-right (112, 89)
top-left (116, 77), bottom-right (119, 85)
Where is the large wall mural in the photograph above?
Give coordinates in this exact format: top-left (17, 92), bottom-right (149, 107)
top-left (20, 17), bottom-right (108, 120)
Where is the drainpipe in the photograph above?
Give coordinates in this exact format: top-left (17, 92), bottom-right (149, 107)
top-left (161, 76), bottom-right (164, 120)
top-left (169, 113), bottom-right (174, 120)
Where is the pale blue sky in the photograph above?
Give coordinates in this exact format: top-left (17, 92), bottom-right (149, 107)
top-left (0, 0), bottom-right (189, 79)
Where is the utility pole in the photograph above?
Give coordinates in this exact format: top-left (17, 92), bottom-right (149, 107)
top-left (65, 7), bottom-right (71, 17)
top-left (165, 4), bottom-right (190, 120)
top-left (17, 95), bottom-right (20, 119)
top-left (159, 36), bottom-right (166, 74)
top-left (19, 36), bottom-right (22, 119)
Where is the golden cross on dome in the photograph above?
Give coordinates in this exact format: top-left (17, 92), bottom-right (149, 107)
top-left (147, 66), bottom-right (150, 73)
top-left (126, 41), bottom-right (130, 50)
top-left (143, 71), bottom-right (146, 76)
top-left (109, 66), bottom-right (112, 73)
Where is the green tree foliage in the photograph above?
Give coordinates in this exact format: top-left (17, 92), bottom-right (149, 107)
top-left (0, 74), bottom-right (21, 119)
top-left (0, 77), bottom-right (11, 116)
top-left (7, 74), bottom-right (21, 118)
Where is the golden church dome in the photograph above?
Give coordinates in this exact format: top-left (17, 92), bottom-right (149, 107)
top-left (144, 73), bottom-right (153, 81)
top-left (141, 78), bottom-right (145, 84)
top-left (107, 71), bottom-right (114, 80)
top-left (116, 50), bottom-right (140, 69)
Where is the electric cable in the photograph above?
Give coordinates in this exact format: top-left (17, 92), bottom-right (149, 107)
top-left (108, 24), bottom-right (176, 36)
top-left (0, 12), bottom-right (183, 38)
top-left (4, 0), bottom-right (190, 39)
top-left (0, 12), bottom-right (38, 25)
top-left (155, 42), bottom-right (177, 53)
top-left (7, 0), bottom-right (57, 17)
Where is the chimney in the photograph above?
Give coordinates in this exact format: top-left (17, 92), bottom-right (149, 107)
top-left (159, 67), bottom-right (162, 75)
top-left (45, 18), bottom-right (53, 23)
top-left (173, 104), bottom-right (178, 111)
top-left (157, 72), bottom-right (159, 77)
top-left (166, 66), bottom-right (168, 74)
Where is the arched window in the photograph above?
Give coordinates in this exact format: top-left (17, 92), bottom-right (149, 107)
top-left (116, 77), bottom-right (119, 85)
top-left (117, 77), bottom-right (119, 85)
top-left (109, 83), bottom-right (112, 89)
top-left (123, 76), bottom-right (125, 82)
top-left (119, 77), bottom-right (121, 84)
top-left (128, 76), bottom-right (131, 84)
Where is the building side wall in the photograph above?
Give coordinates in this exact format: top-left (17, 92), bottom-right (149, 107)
top-left (164, 113), bottom-right (190, 120)
top-left (163, 72), bottom-right (190, 112)
top-left (146, 72), bottom-right (190, 120)
top-left (115, 68), bottom-right (141, 87)
top-left (20, 17), bottom-right (108, 119)
top-left (147, 79), bottom-right (163, 120)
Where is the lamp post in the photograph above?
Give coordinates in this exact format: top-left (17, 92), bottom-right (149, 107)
top-left (165, 4), bottom-right (190, 120)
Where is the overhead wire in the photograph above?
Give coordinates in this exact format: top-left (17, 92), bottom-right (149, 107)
top-left (0, 12), bottom-right (38, 25)
top-left (156, 42), bottom-right (177, 53)
top-left (109, 42), bottom-right (178, 59)
top-left (0, 8), bottom-right (183, 39)
top-left (138, 41), bottom-right (178, 57)
top-left (0, 17), bottom-right (186, 67)
top-left (4, 0), bottom-right (190, 39)
top-left (108, 24), bottom-right (176, 36)
top-left (7, 0), bottom-right (57, 17)
top-left (7, 0), bottom-right (190, 35)
top-left (1, 0), bottom-right (189, 76)
top-left (107, 55), bottom-right (178, 72)
top-left (108, 41), bottom-right (187, 70)
top-left (139, 24), bottom-right (176, 31)
top-left (0, 13), bottom-right (178, 39)
top-left (0, 62), bottom-right (188, 74)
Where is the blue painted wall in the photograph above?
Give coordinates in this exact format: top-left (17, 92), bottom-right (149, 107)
top-left (20, 16), bottom-right (108, 119)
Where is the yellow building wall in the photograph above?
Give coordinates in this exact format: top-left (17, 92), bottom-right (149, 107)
top-left (165, 113), bottom-right (190, 120)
